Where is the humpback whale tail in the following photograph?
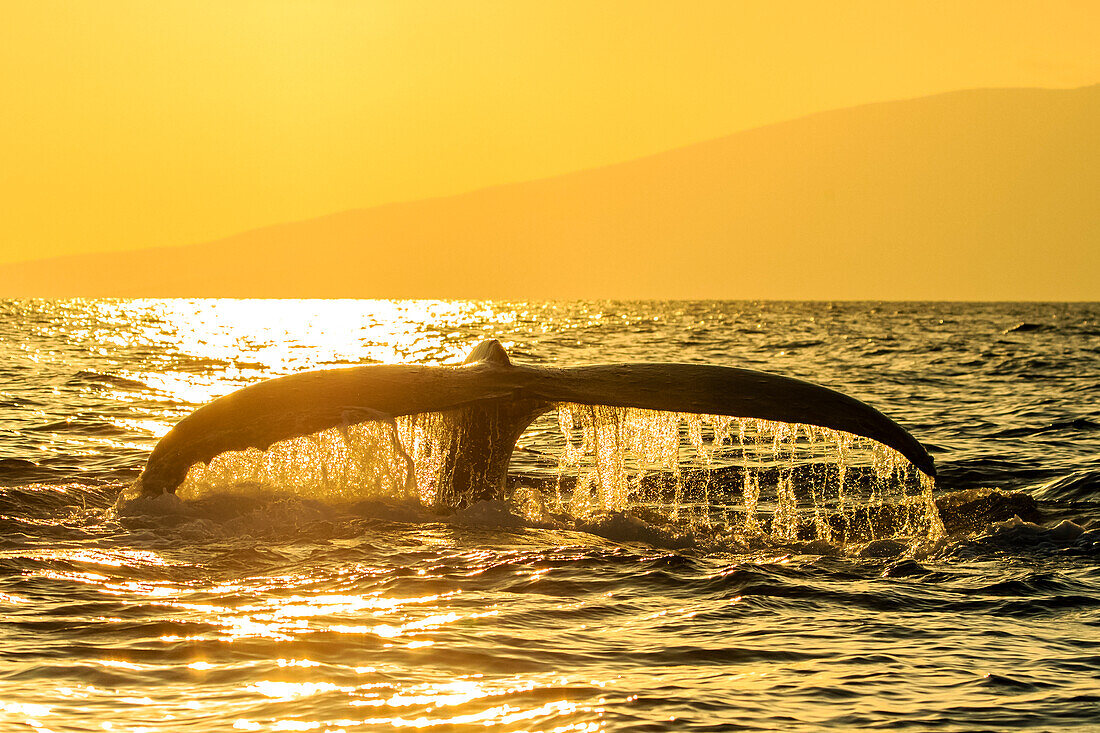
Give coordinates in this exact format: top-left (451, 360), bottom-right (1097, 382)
top-left (136, 339), bottom-right (935, 509)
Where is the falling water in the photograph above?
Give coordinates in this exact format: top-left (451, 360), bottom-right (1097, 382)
top-left (550, 404), bottom-right (943, 545)
top-left (166, 403), bottom-right (942, 548)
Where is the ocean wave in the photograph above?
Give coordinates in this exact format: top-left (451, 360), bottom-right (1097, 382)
top-left (990, 418), bottom-right (1100, 438)
top-left (1003, 322), bottom-right (1056, 334)
top-left (27, 419), bottom-right (129, 436)
top-left (65, 370), bottom-right (149, 390)
top-left (0, 458), bottom-right (57, 485)
top-left (935, 457), bottom-right (1055, 492)
top-left (1031, 469), bottom-right (1100, 503)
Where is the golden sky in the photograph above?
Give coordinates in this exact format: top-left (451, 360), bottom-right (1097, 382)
top-left (2, 1), bottom-right (1099, 267)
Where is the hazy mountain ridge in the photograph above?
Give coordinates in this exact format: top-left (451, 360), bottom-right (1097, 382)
top-left (4, 85), bottom-right (1098, 299)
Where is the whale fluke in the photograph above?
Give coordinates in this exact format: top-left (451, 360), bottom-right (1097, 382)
top-left (137, 339), bottom-right (935, 506)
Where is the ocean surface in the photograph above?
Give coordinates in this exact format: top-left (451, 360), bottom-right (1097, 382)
top-left (0, 299), bottom-right (1097, 732)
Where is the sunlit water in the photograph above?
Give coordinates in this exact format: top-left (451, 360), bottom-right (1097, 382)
top-left (0, 299), bottom-right (1097, 731)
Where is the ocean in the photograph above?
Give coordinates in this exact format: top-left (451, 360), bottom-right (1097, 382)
top-left (0, 299), bottom-right (1097, 732)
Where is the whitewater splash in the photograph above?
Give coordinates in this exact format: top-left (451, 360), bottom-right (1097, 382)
top-left (549, 405), bottom-right (942, 545)
top-left (147, 403), bottom-right (942, 548)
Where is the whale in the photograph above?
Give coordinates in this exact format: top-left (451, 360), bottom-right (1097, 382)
top-left (136, 339), bottom-right (935, 508)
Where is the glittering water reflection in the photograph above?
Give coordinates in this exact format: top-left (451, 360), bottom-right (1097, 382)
top-left (1, 300), bottom-right (1098, 731)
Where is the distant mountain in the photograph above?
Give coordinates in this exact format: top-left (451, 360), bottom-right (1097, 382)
top-left (3, 85), bottom-right (1098, 300)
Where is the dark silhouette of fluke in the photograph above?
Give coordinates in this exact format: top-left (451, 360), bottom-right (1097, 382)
top-left (137, 339), bottom-right (935, 508)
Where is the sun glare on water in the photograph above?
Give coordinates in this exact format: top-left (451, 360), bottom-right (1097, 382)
top-left (149, 298), bottom-right (475, 370)
top-left (8, 563), bottom-right (609, 731)
top-left (0, 299), bottom-right (957, 732)
top-left (93, 298), bottom-right (518, 415)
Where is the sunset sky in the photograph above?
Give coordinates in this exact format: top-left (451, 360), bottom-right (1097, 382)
top-left (2, 1), bottom-right (1098, 295)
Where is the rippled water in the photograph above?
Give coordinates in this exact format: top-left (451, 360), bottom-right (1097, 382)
top-left (1, 299), bottom-right (1097, 731)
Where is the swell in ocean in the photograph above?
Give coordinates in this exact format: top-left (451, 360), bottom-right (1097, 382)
top-left (0, 299), bottom-right (1097, 732)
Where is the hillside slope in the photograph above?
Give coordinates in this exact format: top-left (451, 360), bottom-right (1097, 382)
top-left (4, 85), bottom-right (1097, 299)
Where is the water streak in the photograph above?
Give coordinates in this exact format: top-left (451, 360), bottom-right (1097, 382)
top-left (170, 402), bottom-right (943, 548)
